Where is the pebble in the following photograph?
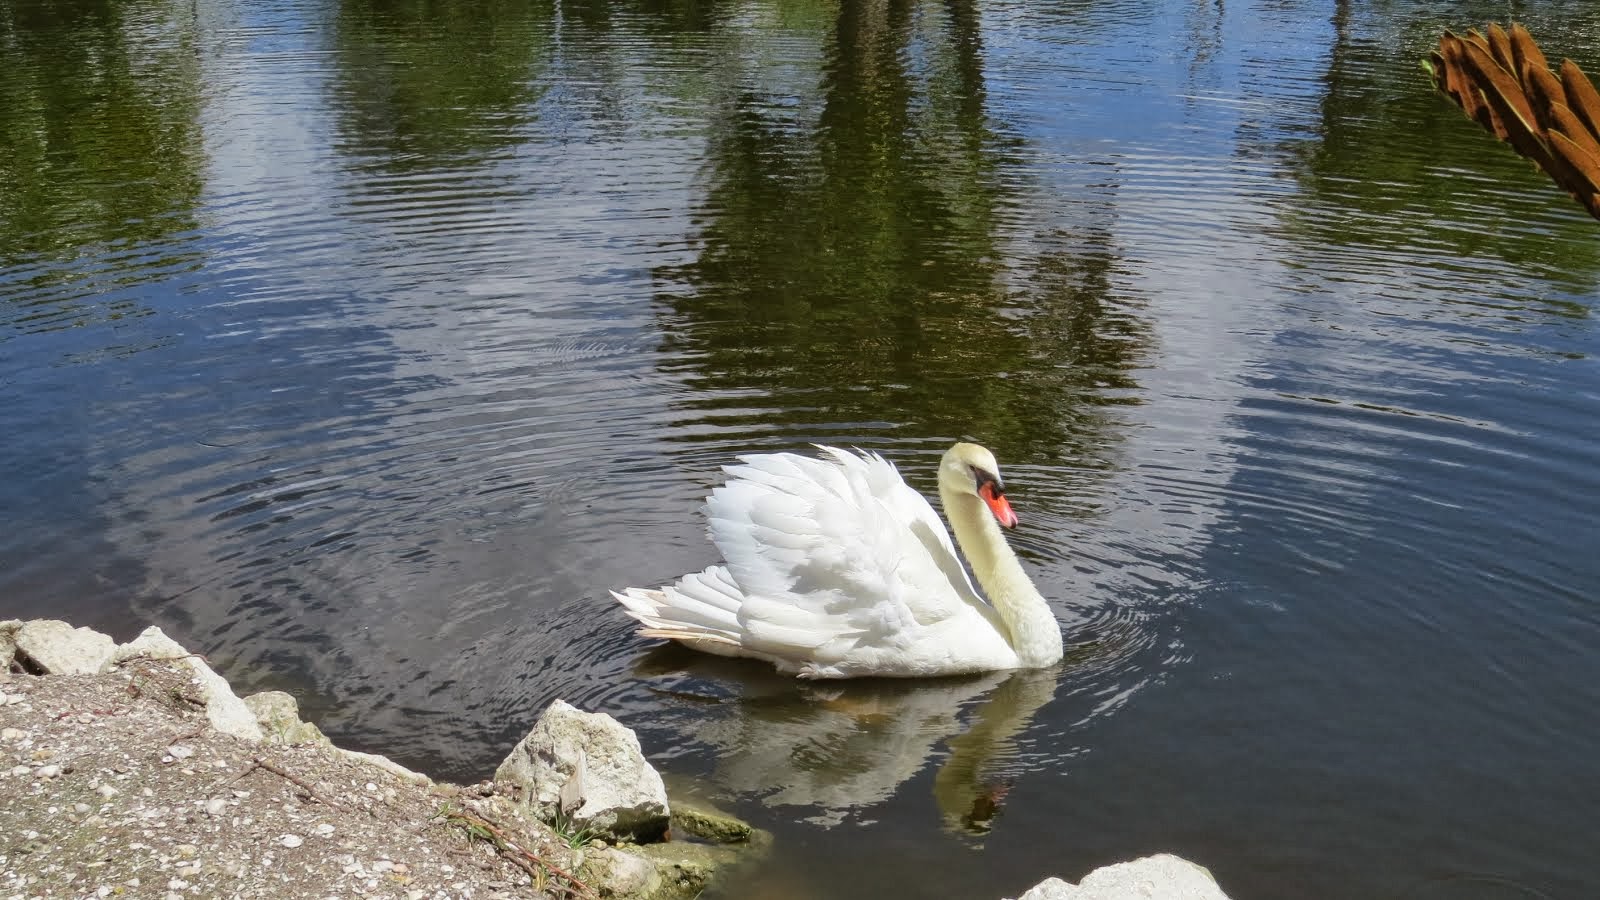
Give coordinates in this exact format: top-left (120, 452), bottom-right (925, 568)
top-left (98, 784), bottom-right (119, 799)
top-left (4, 693), bottom-right (26, 705)
top-left (281, 834), bottom-right (304, 849)
top-left (175, 844), bottom-right (198, 858)
top-left (10, 765), bottom-right (31, 777)
top-left (167, 745), bottom-right (194, 760)
top-left (1, 727), bottom-right (23, 741)
top-left (314, 823), bottom-right (335, 837)
top-left (75, 803), bottom-right (91, 814)
top-left (372, 860), bottom-right (393, 874)
top-left (204, 798), bottom-right (227, 816)
top-left (36, 764), bottom-right (61, 779)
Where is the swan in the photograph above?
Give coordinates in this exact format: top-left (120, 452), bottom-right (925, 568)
top-left (611, 443), bottom-right (1063, 679)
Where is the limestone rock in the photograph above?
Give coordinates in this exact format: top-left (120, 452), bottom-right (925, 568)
top-left (11, 620), bottom-right (116, 675)
top-left (495, 699), bottom-right (669, 842)
top-left (1, 620), bottom-right (19, 671)
top-left (337, 748), bottom-right (432, 786)
top-left (244, 691), bottom-right (330, 746)
top-left (104, 626), bottom-right (263, 742)
top-left (241, 689), bottom-right (430, 784)
top-left (1015, 878), bottom-right (1074, 900)
top-left (1009, 855), bottom-right (1231, 900)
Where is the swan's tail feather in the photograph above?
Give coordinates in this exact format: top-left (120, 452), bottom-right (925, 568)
top-left (612, 566), bottom-right (750, 653)
top-left (613, 562), bottom-right (860, 671)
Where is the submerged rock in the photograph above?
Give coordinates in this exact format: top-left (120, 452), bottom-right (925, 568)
top-left (1008, 854), bottom-right (1232, 900)
top-left (581, 847), bottom-right (663, 897)
top-left (7, 619), bottom-right (116, 675)
top-left (671, 804), bottom-right (755, 844)
top-left (647, 805), bottom-right (771, 894)
top-left (496, 698), bottom-right (670, 843)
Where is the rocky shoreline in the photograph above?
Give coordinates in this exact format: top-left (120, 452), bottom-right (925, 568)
top-left (1, 619), bottom-right (1231, 899)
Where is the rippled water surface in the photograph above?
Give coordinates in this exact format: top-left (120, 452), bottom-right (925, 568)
top-left (5, 0), bottom-right (1600, 896)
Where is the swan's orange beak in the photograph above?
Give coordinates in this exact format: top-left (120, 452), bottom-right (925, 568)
top-left (979, 482), bottom-right (1018, 528)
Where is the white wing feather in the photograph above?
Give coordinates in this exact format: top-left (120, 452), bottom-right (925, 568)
top-left (703, 445), bottom-right (990, 658)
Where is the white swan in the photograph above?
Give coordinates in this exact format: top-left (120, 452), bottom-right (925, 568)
top-left (612, 443), bottom-right (1063, 679)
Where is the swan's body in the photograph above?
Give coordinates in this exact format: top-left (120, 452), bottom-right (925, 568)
top-left (611, 443), bottom-right (1063, 679)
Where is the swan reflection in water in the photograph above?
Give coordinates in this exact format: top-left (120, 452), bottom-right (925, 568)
top-left (634, 644), bottom-right (1069, 836)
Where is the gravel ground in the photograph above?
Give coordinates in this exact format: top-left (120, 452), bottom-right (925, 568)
top-left (0, 659), bottom-right (592, 900)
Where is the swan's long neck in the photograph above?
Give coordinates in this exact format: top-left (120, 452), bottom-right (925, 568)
top-left (939, 483), bottom-right (1064, 667)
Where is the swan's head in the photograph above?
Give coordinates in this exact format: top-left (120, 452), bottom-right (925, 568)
top-left (939, 442), bottom-right (1018, 528)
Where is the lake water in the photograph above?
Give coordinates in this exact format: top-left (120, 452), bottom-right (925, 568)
top-left (4, 0), bottom-right (1599, 896)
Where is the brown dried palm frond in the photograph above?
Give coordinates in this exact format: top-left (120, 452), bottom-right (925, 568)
top-left (1425, 23), bottom-right (1600, 220)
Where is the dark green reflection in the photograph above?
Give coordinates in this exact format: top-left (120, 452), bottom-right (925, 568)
top-left (656, 0), bottom-right (1146, 463)
top-left (561, 0), bottom-right (726, 35)
top-left (1278, 1), bottom-right (1600, 286)
top-left (331, 0), bottom-right (554, 168)
top-left (0, 0), bottom-right (204, 322)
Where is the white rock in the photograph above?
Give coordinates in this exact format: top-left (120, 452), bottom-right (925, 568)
top-left (314, 823), bottom-right (335, 837)
top-left (242, 691), bottom-right (328, 746)
top-left (336, 748), bottom-right (430, 786)
top-left (494, 698), bottom-right (669, 842)
top-left (166, 745), bottom-right (194, 760)
top-left (12, 620), bottom-right (116, 675)
top-left (280, 834), bottom-right (303, 849)
top-left (1008, 855), bottom-right (1232, 900)
top-left (104, 627), bottom-right (263, 742)
top-left (1, 618), bottom-right (22, 669)
top-left (204, 798), bottom-right (227, 817)
top-left (36, 764), bottom-right (61, 778)
top-left (1, 727), bottom-right (24, 742)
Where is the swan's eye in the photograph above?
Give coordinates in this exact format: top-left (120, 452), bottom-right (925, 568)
top-left (970, 466), bottom-right (1004, 496)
